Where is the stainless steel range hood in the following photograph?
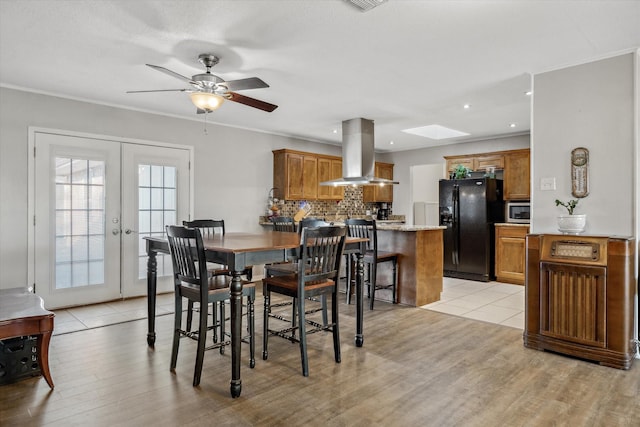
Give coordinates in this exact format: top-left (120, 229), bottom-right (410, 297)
top-left (320, 118), bottom-right (399, 186)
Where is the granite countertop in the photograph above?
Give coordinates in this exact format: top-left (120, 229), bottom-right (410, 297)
top-left (377, 224), bottom-right (446, 231)
top-left (259, 216), bottom-right (406, 226)
top-left (495, 223), bottom-right (530, 227)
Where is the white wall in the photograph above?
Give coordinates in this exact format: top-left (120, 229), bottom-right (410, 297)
top-left (385, 134), bottom-right (531, 221)
top-left (0, 87), bottom-right (341, 288)
top-left (410, 164), bottom-right (444, 225)
top-left (531, 53), bottom-right (636, 236)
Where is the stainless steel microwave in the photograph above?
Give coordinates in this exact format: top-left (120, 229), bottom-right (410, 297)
top-left (506, 201), bottom-right (530, 223)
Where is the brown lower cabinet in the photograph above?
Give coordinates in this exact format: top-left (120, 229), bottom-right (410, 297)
top-left (495, 224), bottom-right (529, 285)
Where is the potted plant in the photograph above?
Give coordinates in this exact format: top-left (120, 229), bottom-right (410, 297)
top-left (452, 164), bottom-right (471, 179)
top-left (555, 198), bottom-right (586, 234)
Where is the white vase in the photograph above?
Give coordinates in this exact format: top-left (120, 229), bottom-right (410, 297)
top-left (557, 214), bottom-right (586, 234)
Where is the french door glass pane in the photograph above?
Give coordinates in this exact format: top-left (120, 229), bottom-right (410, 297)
top-left (55, 157), bottom-right (106, 289)
top-left (137, 164), bottom-right (177, 279)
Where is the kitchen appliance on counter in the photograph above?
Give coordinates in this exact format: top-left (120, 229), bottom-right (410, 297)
top-left (506, 201), bottom-right (530, 223)
top-left (439, 178), bottom-right (504, 281)
top-left (377, 203), bottom-right (389, 220)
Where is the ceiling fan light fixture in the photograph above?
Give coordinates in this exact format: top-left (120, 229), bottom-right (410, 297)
top-left (189, 92), bottom-right (224, 111)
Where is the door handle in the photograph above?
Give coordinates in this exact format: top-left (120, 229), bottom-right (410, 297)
top-left (112, 229), bottom-right (121, 235)
top-left (124, 229), bottom-right (138, 235)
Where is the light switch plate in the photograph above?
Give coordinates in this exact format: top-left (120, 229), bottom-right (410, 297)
top-left (540, 177), bottom-right (556, 191)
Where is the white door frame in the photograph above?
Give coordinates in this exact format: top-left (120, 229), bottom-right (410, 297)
top-left (27, 126), bottom-right (194, 299)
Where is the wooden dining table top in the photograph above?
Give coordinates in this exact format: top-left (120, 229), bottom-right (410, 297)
top-left (148, 230), bottom-right (367, 254)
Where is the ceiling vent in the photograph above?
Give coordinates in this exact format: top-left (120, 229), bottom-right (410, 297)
top-left (345, 0), bottom-right (388, 12)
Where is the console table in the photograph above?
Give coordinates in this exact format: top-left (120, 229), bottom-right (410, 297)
top-left (0, 288), bottom-right (55, 388)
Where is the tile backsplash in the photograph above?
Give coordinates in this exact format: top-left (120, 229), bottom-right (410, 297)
top-left (265, 187), bottom-right (391, 221)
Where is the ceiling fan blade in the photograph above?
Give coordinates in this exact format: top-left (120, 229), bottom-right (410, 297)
top-left (228, 92), bottom-right (278, 112)
top-left (223, 77), bottom-right (269, 91)
top-left (146, 64), bottom-right (194, 84)
top-left (126, 89), bottom-right (188, 93)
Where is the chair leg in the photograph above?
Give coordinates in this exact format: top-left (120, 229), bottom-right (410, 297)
top-left (291, 298), bottom-right (297, 339)
top-left (298, 295), bottom-right (309, 377)
top-left (219, 302), bottom-right (225, 355)
top-left (369, 261), bottom-right (377, 310)
top-left (186, 300), bottom-right (194, 332)
top-left (392, 257), bottom-right (398, 304)
top-left (320, 295), bottom-right (328, 327)
top-left (262, 288), bottom-right (270, 361)
top-left (212, 302), bottom-right (218, 343)
top-left (332, 290), bottom-right (341, 364)
top-left (345, 254), bottom-right (352, 304)
top-left (248, 291), bottom-right (256, 369)
top-left (193, 300), bottom-right (208, 387)
top-left (170, 293), bottom-right (183, 371)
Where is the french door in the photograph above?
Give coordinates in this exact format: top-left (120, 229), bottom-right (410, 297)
top-left (31, 130), bottom-right (190, 309)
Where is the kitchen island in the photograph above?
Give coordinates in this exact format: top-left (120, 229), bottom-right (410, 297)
top-left (375, 224), bottom-right (445, 306)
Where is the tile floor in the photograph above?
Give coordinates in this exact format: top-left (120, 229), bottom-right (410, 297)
top-left (51, 277), bottom-right (525, 336)
top-left (420, 277), bottom-right (524, 330)
top-left (52, 293), bottom-right (176, 336)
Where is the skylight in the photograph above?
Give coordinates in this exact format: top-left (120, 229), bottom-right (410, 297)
top-left (402, 124), bottom-right (470, 140)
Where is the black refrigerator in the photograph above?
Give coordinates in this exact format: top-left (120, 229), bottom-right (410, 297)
top-left (439, 178), bottom-right (504, 282)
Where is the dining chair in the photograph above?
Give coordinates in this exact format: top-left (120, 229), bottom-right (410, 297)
top-left (344, 219), bottom-right (399, 309)
top-left (182, 219), bottom-right (253, 335)
top-left (166, 225), bottom-right (255, 387)
top-left (262, 225), bottom-right (346, 376)
top-left (270, 216), bottom-right (296, 232)
top-left (265, 218), bottom-right (330, 326)
top-left (183, 219), bottom-right (253, 279)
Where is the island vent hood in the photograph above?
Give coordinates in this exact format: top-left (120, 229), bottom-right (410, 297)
top-left (320, 118), bottom-right (399, 187)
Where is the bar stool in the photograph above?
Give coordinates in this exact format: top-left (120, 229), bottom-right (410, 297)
top-left (344, 219), bottom-right (398, 309)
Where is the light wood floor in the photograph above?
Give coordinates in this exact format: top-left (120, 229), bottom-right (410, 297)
top-left (1, 294), bottom-right (639, 426)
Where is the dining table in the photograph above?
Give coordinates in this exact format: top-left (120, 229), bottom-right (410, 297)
top-left (144, 230), bottom-right (367, 398)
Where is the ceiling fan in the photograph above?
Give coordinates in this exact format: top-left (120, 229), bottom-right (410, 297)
top-left (127, 54), bottom-right (278, 113)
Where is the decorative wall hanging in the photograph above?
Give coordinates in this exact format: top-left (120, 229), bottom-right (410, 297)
top-left (571, 147), bottom-right (589, 198)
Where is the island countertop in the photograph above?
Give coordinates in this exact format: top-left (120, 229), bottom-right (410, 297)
top-left (377, 224), bottom-right (446, 231)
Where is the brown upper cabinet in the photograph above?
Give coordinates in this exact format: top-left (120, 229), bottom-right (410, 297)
top-left (445, 153), bottom-right (504, 173)
top-left (362, 162), bottom-right (394, 203)
top-left (273, 149), bottom-right (345, 201)
top-left (317, 157), bottom-right (344, 200)
top-left (444, 148), bottom-right (530, 200)
top-left (503, 150), bottom-right (530, 200)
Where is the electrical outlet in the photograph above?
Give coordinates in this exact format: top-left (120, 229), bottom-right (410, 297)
top-left (540, 177), bottom-right (556, 191)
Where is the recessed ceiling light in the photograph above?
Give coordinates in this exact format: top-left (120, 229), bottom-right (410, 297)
top-left (509, 123), bottom-right (517, 128)
top-left (525, 91), bottom-right (532, 96)
top-left (389, 140), bottom-right (394, 145)
top-left (463, 104), bottom-right (471, 109)
top-left (332, 128), bottom-right (338, 134)
top-left (402, 124), bottom-right (470, 140)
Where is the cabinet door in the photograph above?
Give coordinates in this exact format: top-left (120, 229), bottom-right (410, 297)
top-left (302, 155), bottom-right (317, 199)
top-left (495, 226), bottom-right (528, 285)
top-left (362, 162), bottom-right (394, 202)
top-left (446, 157), bottom-right (474, 173)
top-left (317, 157), bottom-right (332, 200)
top-left (504, 150), bottom-right (530, 200)
top-left (376, 163), bottom-right (394, 202)
top-left (475, 154), bottom-right (504, 171)
top-left (286, 153), bottom-right (304, 200)
top-left (331, 159), bottom-right (344, 199)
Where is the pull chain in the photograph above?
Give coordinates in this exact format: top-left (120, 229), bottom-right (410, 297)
top-left (203, 111), bottom-right (209, 135)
